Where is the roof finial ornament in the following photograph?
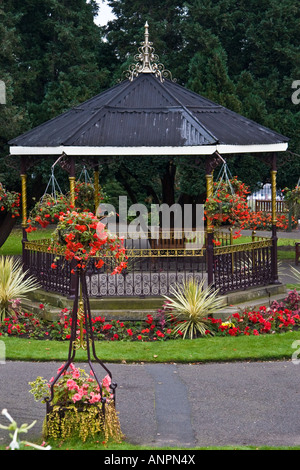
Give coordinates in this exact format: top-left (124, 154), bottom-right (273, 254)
top-left (125, 22), bottom-right (175, 83)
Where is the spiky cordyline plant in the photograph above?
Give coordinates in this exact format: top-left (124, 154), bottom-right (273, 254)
top-left (0, 256), bottom-right (39, 320)
top-left (163, 278), bottom-right (223, 339)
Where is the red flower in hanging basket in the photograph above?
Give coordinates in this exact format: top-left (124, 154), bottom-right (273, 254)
top-left (49, 210), bottom-right (127, 274)
top-left (0, 182), bottom-right (20, 218)
top-left (204, 177), bottom-right (251, 229)
top-left (26, 194), bottom-right (71, 232)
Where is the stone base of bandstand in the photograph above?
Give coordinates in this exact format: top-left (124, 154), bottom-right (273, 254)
top-left (23, 282), bottom-right (287, 322)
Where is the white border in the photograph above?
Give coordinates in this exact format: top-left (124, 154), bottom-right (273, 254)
top-left (9, 143), bottom-right (288, 156)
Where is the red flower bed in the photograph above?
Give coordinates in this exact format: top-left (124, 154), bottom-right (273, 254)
top-left (2, 291), bottom-right (300, 341)
top-left (211, 291), bottom-right (300, 337)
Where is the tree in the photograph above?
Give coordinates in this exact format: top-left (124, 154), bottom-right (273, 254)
top-left (0, 0), bottom-right (115, 202)
top-left (105, 0), bottom-right (187, 83)
top-left (0, 0), bottom-right (30, 191)
top-left (11, 0), bottom-right (112, 125)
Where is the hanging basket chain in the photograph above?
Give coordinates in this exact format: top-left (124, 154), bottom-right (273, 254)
top-left (214, 153), bottom-right (235, 197)
top-left (42, 155), bottom-right (64, 202)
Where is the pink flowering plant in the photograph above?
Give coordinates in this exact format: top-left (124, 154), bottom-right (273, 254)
top-left (29, 363), bottom-right (112, 407)
top-left (29, 363), bottom-right (123, 443)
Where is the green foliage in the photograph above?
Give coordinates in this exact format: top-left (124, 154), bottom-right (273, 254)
top-left (163, 278), bottom-right (224, 339)
top-left (1, 0), bottom-right (300, 203)
top-left (0, 256), bottom-right (39, 320)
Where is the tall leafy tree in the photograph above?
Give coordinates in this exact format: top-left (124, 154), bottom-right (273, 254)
top-left (0, 0), bottom-right (115, 199)
top-left (11, 0), bottom-right (112, 125)
top-left (0, 0), bottom-right (31, 190)
top-left (105, 0), bottom-right (187, 82)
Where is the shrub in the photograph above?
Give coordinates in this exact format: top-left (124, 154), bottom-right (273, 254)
top-left (0, 257), bottom-right (39, 321)
top-left (163, 278), bottom-right (224, 339)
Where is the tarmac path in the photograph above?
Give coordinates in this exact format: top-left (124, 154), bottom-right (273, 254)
top-left (1, 360), bottom-right (300, 448)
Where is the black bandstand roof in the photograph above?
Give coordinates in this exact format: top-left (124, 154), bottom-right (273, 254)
top-left (9, 23), bottom-right (289, 158)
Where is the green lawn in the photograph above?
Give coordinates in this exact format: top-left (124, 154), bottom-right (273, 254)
top-left (0, 227), bottom-right (53, 256)
top-left (2, 331), bottom-right (300, 363)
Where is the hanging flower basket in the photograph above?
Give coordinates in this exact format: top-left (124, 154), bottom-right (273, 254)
top-left (0, 182), bottom-right (20, 218)
top-left (26, 181), bottom-right (106, 232)
top-left (282, 185), bottom-right (300, 220)
top-left (205, 177), bottom-right (251, 229)
top-left (49, 210), bottom-right (127, 272)
top-left (282, 185), bottom-right (300, 206)
top-left (26, 194), bottom-right (71, 232)
top-left (72, 181), bottom-right (105, 213)
top-left (0, 183), bottom-right (20, 247)
top-left (29, 364), bottom-right (123, 443)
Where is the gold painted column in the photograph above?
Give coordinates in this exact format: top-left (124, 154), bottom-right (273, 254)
top-left (20, 156), bottom-right (28, 265)
top-left (20, 156), bottom-right (28, 236)
top-left (69, 156), bottom-right (76, 207)
top-left (69, 176), bottom-right (76, 207)
top-left (271, 168), bottom-right (277, 227)
top-left (205, 173), bottom-right (214, 233)
top-left (271, 153), bottom-right (279, 283)
top-left (94, 164), bottom-right (100, 213)
top-left (205, 156), bottom-right (215, 286)
top-left (21, 173), bottom-right (27, 229)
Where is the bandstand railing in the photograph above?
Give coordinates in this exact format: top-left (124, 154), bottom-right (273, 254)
top-left (23, 233), bottom-right (207, 298)
top-left (23, 230), bottom-right (275, 298)
top-left (213, 237), bottom-right (273, 294)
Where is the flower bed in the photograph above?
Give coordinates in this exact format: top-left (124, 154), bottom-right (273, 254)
top-left (0, 308), bottom-right (175, 341)
top-left (1, 291), bottom-right (300, 341)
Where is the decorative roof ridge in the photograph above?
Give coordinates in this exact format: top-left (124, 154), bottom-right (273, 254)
top-left (125, 22), bottom-right (175, 83)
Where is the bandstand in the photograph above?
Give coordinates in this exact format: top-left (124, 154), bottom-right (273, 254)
top-left (8, 23), bottom-right (289, 299)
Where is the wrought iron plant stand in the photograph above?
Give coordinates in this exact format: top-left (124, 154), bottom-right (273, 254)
top-left (45, 266), bottom-right (117, 430)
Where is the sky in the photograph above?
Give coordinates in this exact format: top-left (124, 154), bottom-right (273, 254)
top-left (94, 1), bottom-right (116, 25)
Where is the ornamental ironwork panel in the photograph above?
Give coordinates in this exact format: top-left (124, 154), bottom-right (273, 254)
top-left (24, 237), bottom-right (274, 298)
top-left (85, 254), bottom-right (207, 297)
top-left (23, 240), bottom-right (207, 297)
top-left (213, 240), bottom-right (273, 294)
top-left (23, 241), bottom-right (72, 296)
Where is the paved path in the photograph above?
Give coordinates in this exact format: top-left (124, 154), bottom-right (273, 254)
top-left (1, 360), bottom-right (300, 448)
